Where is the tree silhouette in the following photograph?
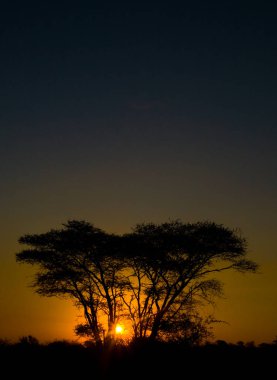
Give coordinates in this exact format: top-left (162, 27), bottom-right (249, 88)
top-left (121, 221), bottom-right (258, 341)
top-left (16, 220), bottom-right (126, 346)
top-left (16, 219), bottom-right (258, 344)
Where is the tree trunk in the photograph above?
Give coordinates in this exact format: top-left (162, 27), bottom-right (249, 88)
top-left (149, 314), bottom-right (162, 340)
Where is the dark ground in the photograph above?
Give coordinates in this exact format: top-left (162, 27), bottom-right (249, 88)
top-left (1, 339), bottom-right (276, 379)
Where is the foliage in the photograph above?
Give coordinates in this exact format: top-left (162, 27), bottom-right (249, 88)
top-left (121, 221), bottom-right (257, 341)
top-left (16, 220), bottom-right (126, 345)
top-left (16, 219), bottom-right (258, 345)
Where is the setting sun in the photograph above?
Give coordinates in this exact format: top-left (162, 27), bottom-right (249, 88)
top-left (115, 324), bottom-right (124, 334)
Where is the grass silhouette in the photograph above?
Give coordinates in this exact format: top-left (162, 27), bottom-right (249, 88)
top-left (1, 337), bottom-right (276, 379)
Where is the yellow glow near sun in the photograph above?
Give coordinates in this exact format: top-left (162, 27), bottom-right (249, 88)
top-left (115, 324), bottom-right (124, 334)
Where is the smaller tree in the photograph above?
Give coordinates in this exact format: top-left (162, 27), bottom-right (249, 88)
top-left (18, 335), bottom-right (39, 346)
top-left (159, 313), bottom-right (215, 345)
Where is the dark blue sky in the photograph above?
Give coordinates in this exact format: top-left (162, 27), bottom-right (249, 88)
top-left (1, 1), bottom-right (276, 226)
top-left (1, 2), bottom-right (276, 128)
top-left (0, 0), bottom-right (276, 342)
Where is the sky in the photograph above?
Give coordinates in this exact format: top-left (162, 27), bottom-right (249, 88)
top-left (0, 0), bottom-right (276, 344)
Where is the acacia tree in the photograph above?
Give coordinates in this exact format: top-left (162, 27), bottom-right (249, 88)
top-left (16, 220), bottom-right (126, 346)
top-left (121, 221), bottom-right (258, 342)
top-left (16, 219), bottom-right (258, 345)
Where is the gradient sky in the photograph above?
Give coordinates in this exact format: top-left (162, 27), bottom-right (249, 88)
top-left (0, 1), bottom-right (276, 343)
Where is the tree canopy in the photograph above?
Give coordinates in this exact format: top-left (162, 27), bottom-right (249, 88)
top-left (16, 220), bottom-right (258, 345)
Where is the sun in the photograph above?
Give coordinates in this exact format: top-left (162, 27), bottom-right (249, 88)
top-left (115, 324), bottom-right (124, 334)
